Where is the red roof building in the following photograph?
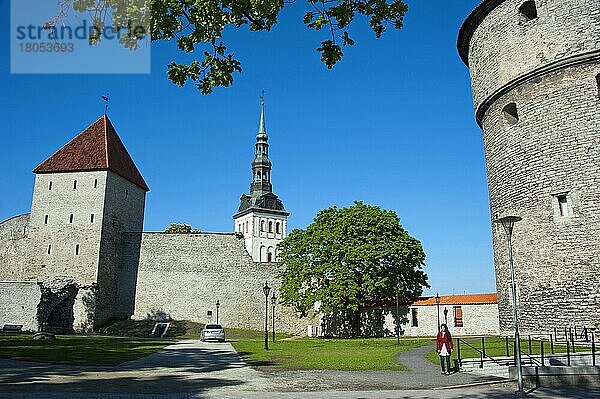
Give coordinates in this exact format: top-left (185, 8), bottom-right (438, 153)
top-left (33, 115), bottom-right (149, 191)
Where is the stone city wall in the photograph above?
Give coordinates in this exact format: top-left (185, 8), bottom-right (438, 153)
top-left (482, 64), bottom-right (600, 335)
top-left (125, 232), bottom-right (312, 335)
top-left (461, 0), bottom-right (600, 336)
top-left (0, 214), bottom-right (31, 281)
top-left (462, 0), bottom-right (600, 110)
top-left (0, 281), bottom-right (40, 331)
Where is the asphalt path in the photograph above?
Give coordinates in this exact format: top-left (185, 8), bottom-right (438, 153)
top-left (0, 339), bottom-right (598, 398)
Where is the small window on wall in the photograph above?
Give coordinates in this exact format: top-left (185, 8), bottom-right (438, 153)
top-left (261, 221), bottom-right (265, 232)
top-left (554, 192), bottom-right (572, 218)
top-left (94, 179), bottom-right (98, 189)
top-left (502, 103), bottom-right (519, 125)
top-left (454, 306), bottom-right (464, 327)
top-left (411, 308), bottom-right (418, 327)
top-left (276, 222), bottom-right (281, 234)
top-left (75, 244), bottom-right (80, 255)
top-left (69, 214), bottom-right (74, 223)
top-left (268, 221), bottom-right (273, 233)
top-left (44, 215), bottom-right (49, 224)
top-left (596, 74), bottom-right (600, 97)
top-left (518, 1), bottom-right (538, 22)
top-left (125, 189), bottom-right (128, 199)
top-left (47, 244), bottom-right (52, 255)
top-left (90, 214), bottom-right (95, 223)
top-left (48, 181), bottom-right (53, 190)
top-left (73, 180), bottom-right (77, 189)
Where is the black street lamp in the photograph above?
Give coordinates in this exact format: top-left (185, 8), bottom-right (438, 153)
top-left (495, 215), bottom-right (524, 396)
top-left (216, 300), bottom-right (220, 324)
top-left (396, 286), bottom-right (400, 345)
top-left (435, 292), bottom-right (441, 331)
top-left (263, 281), bottom-right (271, 350)
top-left (271, 292), bottom-right (277, 342)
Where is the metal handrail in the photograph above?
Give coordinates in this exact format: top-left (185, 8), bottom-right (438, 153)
top-left (456, 337), bottom-right (508, 368)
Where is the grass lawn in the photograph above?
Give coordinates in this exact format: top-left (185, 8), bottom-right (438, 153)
top-left (230, 331), bottom-right (431, 371)
top-left (424, 336), bottom-right (592, 365)
top-left (0, 333), bottom-right (172, 366)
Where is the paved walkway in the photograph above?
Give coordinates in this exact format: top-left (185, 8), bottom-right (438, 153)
top-left (1, 340), bottom-right (598, 398)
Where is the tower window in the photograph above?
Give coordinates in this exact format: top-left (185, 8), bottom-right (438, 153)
top-left (502, 103), bottom-right (519, 125)
top-left (596, 74), bottom-right (600, 97)
top-left (125, 189), bottom-right (128, 199)
top-left (47, 244), bottom-right (52, 255)
top-left (90, 214), bottom-right (95, 223)
top-left (69, 214), bottom-right (74, 223)
top-left (44, 215), bottom-right (49, 224)
top-left (245, 221), bottom-right (249, 233)
top-left (276, 222), bottom-right (281, 234)
top-left (261, 221), bottom-right (265, 232)
top-left (75, 244), bottom-right (80, 255)
top-left (518, 1), bottom-right (537, 22)
top-left (73, 180), bottom-right (77, 189)
top-left (94, 179), bottom-right (98, 188)
top-left (557, 194), bottom-right (569, 217)
top-left (268, 221), bottom-right (273, 233)
top-left (48, 181), bottom-right (53, 190)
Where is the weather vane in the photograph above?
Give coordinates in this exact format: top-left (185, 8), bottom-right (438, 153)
top-left (101, 94), bottom-right (109, 114)
top-left (260, 89), bottom-right (265, 106)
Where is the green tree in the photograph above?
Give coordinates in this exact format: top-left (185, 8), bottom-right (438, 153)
top-left (277, 201), bottom-right (428, 336)
top-left (48, 0), bottom-right (408, 93)
top-left (164, 223), bottom-right (201, 233)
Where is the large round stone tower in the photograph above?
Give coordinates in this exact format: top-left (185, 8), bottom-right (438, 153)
top-left (458, 0), bottom-right (600, 335)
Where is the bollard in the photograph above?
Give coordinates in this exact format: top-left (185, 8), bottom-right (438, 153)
top-left (567, 339), bottom-right (571, 366)
top-left (528, 335), bottom-right (532, 354)
top-left (457, 338), bottom-right (462, 368)
top-left (540, 340), bottom-right (545, 366)
top-left (506, 336), bottom-right (510, 357)
top-left (550, 334), bottom-right (555, 354)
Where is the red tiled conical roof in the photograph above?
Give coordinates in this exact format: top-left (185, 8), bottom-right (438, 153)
top-left (33, 115), bottom-right (149, 191)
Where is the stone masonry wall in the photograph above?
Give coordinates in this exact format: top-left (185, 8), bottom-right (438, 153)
top-left (0, 214), bottom-right (31, 281)
top-left (482, 64), bottom-right (600, 335)
top-left (0, 281), bottom-right (40, 331)
top-left (462, 0), bottom-right (600, 336)
top-left (466, 0), bottom-right (600, 110)
top-left (95, 171), bottom-right (146, 327)
top-left (126, 232), bottom-right (311, 335)
top-left (400, 304), bottom-right (500, 337)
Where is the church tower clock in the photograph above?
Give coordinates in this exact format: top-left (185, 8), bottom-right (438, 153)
top-left (234, 97), bottom-right (289, 262)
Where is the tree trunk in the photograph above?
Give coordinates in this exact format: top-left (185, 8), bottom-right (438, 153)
top-left (351, 304), bottom-right (362, 337)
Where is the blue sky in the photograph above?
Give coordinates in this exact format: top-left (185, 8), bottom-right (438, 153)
top-left (0, 1), bottom-right (493, 296)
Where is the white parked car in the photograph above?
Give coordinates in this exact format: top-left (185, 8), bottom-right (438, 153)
top-left (201, 324), bottom-right (225, 342)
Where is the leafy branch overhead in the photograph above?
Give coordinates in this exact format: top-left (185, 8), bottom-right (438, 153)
top-left (48, 0), bottom-right (408, 93)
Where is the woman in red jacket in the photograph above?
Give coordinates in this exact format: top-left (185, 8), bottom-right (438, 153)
top-left (436, 323), bottom-right (454, 375)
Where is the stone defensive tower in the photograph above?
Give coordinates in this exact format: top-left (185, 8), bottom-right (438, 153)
top-left (234, 98), bottom-right (289, 262)
top-left (458, 0), bottom-right (600, 335)
top-left (28, 115), bottom-right (148, 330)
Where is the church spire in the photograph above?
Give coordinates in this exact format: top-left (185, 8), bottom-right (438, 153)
top-left (258, 92), bottom-right (266, 135)
top-left (250, 94), bottom-right (272, 194)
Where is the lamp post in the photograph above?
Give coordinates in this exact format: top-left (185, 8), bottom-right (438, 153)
top-left (271, 292), bottom-right (277, 343)
top-left (263, 281), bottom-right (271, 350)
top-left (495, 215), bottom-right (524, 396)
top-left (396, 286), bottom-right (400, 345)
top-left (216, 300), bottom-right (220, 324)
top-left (435, 292), bottom-right (441, 331)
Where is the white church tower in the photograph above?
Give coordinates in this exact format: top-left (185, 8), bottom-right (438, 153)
top-left (234, 97), bottom-right (289, 262)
